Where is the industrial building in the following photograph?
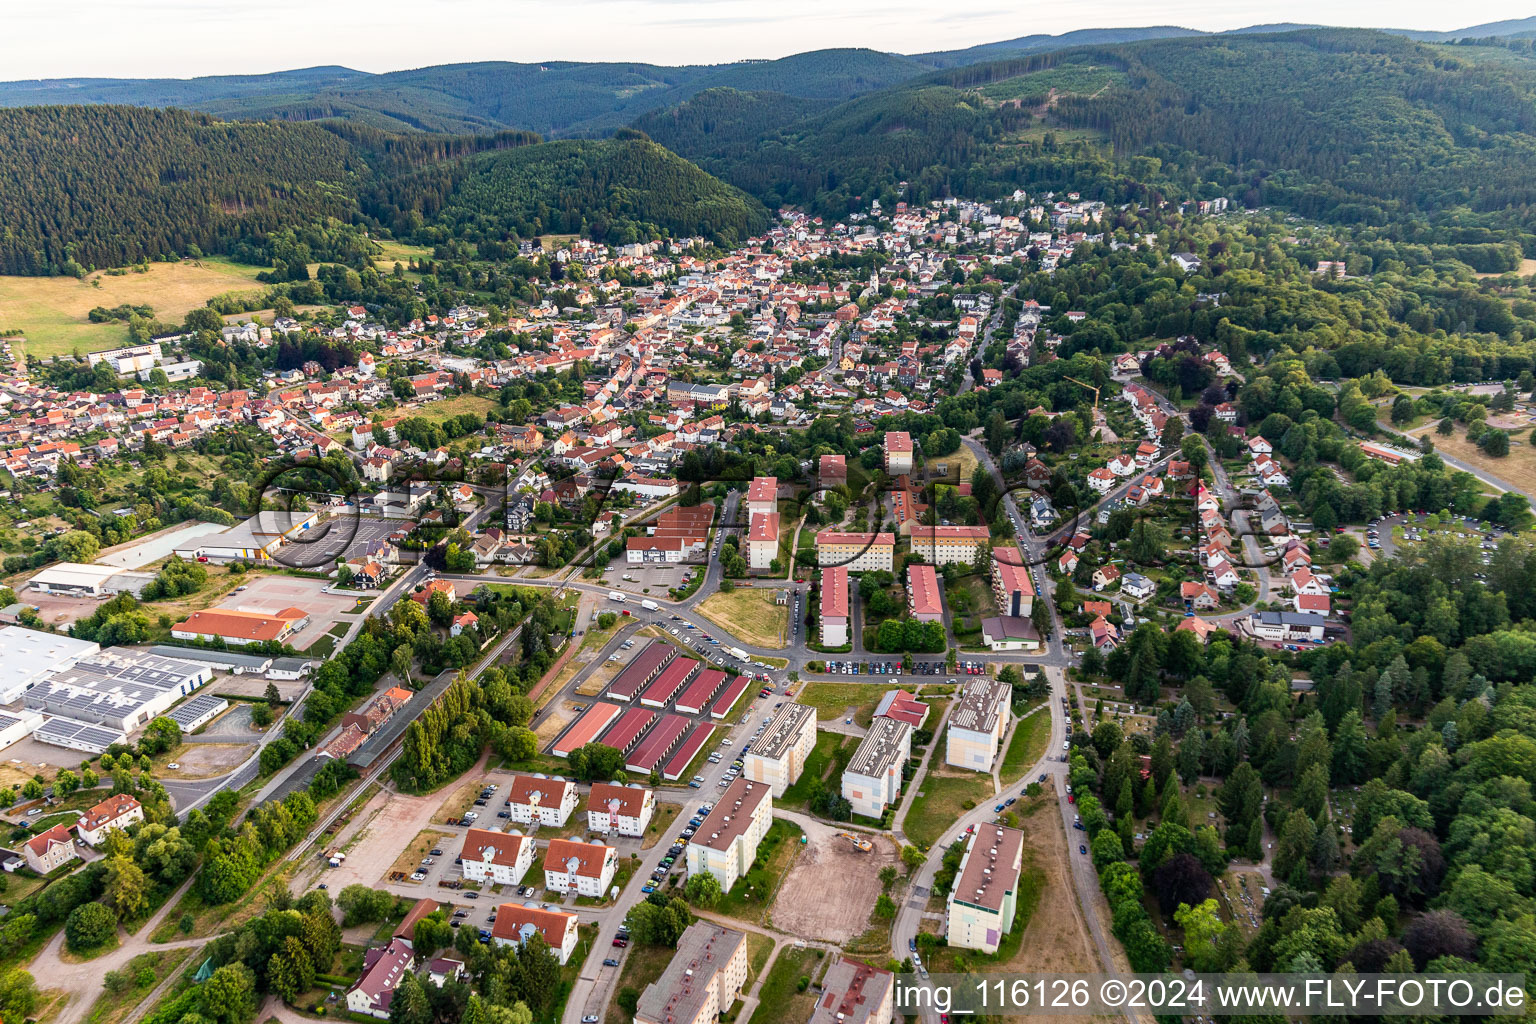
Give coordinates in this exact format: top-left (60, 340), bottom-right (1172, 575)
top-left (841, 717), bottom-right (912, 819)
top-left (25, 647), bottom-right (213, 746)
top-left (165, 693), bottom-right (229, 732)
top-left (0, 626), bottom-right (99, 704)
top-left (27, 562), bottom-right (153, 598)
top-left (744, 702), bottom-right (817, 797)
top-left (173, 510), bottom-right (321, 564)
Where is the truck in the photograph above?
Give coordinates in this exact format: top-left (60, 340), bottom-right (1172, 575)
top-left (608, 591), bottom-right (626, 603)
top-left (640, 599), bottom-right (660, 612)
top-left (727, 646), bottom-right (750, 662)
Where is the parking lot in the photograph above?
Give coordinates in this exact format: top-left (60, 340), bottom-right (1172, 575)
top-left (279, 512), bottom-right (401, 567)
top-left (216, 574), bottom-right (361, 650)
top-left (602, 559), bottom-right (693, 594)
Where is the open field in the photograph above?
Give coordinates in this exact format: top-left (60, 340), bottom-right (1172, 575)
top-left (694, 589), bottom-right (789, 649)
top-left (0, 258), bottom-right (268, 359)
top-left (1000, 708), bottom-right (1051, 780)
top-left (795, 682), bottom-right (909, 725)
top-left (903, 772), bottom-right (994, 850)
top-left (640, 802), bottom-right (682, 849)
top-left (404, 393), bottom-right (497, 424)
top-left (780, 731), bottom-right (858, 810)
top-left (774, 830), bottom-right (899, 943)
top-left (1409, 423), bottom-right (1536, 496)
top-left (748, 945), bottom-right (827, 1024)
top-left (927, 445), bottom-right (979, 486)
top-left (1477, 257), bottom-right (1536, 279)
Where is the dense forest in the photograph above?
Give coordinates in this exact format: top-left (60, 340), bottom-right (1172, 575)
top-left (0, 107), bottom-right (763, 274)
top-left (365, 136), bottom-right (769, 246)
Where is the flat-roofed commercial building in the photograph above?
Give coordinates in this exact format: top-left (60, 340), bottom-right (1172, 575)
top-left (946, 678), bottom-right (1011, 772)
top-left (686, 777), bottom-right (772, 891)
top-left (815, 531), bottom-right (895, 573)
top-left (991, 547), bottom-right (1035, 618)
top-left (909, 525), bottom-right (990, 566)
top-left (491, 903), bottom-right (580, 964)
top-left (747, 512), bottom-right (780, 570)
top-left (810, 958), bottom-right (895, 1024)
top-left (543, 838), bottom-right (617, 897)
top-left (0, 626), bottom-right (102, 704)
top-left (505, 774), bottom-right (578, 827)
top-left (744, 702), bottom-right (816, 796)
top-left (27, 562), bottom-right (139, 597)
top-left (946, 824), bottom-right (1024, 953)
top-left (174, 510), bottom-right (320, 564)
top-left (24, 647), bottom-right (213, 735)
top-left (884, 431), bottom-right (914, 475)
top-left (820, 566), bottom-right (849, 647)
top-left (907, 564), bottom-right (944, 622)
top-left (171, 606), bottom-right (310, 647)
top-left (634, 922), bottom-right (748, 1024)
top-left (459, 828), bottom-right (535, 886)
top-left (841, 717), bottom-right (911, 819)
top-left (588, 781), bottom-right (656, 836)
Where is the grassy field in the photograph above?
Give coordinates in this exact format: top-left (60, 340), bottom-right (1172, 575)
top-left (82, 948), bottom-right (194, 1024)
top-left (927, 445), bottom-right (979, 486)
top-left (695, 589), bottom-right (789, 649)
top-left (1409, 424), bottom-right (1535, 496)
top-left (748, 945), bottom-right (827, 1024)
top-left (902, 772), bottom-right (994, 851)
top-left (0, 258), bottom-right (269, 359)
top-left (779, 731), bottom-right (859, 810)
top-left (1000, 707), bottom-right (1051, 780)
top-left (795, 682), bottom-right (909, 726)
top-left (980, 61), bottom-right (1127, 104)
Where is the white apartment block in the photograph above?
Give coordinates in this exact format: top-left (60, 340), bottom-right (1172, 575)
top-left (587, 782), bottom-right (656, 837)
top-left (505, 774), bottom-right (578, 828)
top-left (946, 678), bottom-right (1011, 772)
top-left (460, 828), bottom-right (535, 886)
top-left (946, 825), bottom-right (1024, 953)
top-left (908, 525), bottom-right (990, 566)
top-left (634, 922), bottom-right (748, 1024)
top-left (744, 702), bottom-right (817, 797)
top-left (815, 531), bottom-right (896, 573)
top-left (686, 777), bottom-right (772, 892)
top-left (543, 838), bottom-right (617, 897)
top-left (841, 717), bottom-right (911, 819)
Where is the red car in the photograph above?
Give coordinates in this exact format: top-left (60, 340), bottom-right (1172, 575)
top-left (1068, 794), bottom-right (1075, 803)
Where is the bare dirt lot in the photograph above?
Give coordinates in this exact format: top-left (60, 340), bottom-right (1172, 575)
top-left (13, 591), bottom-right (103, 628)
top-left (1002, 800), bottom-right (1099, 975)
top-left (773, 830), bottom-right (899, 944)
top-left (534, 702), bottom-right (580, 744)
top-left (164, 742), bottom-right (254, 779)
top-left (211, 675), bottom-right (308, 702)
top-left (0, 737), bottom-right (76, 783)
top-left (293, 774), bottom-right (473, 894)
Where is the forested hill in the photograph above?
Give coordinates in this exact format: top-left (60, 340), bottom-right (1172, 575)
top-left (0, 49), bottom-right (930, 138)
top-left (363, 136), bottom-right (770, 246)
top-left (636, 30), bottom-right (1536, 235)
top-left (0, 106), bottom-right (758, 275)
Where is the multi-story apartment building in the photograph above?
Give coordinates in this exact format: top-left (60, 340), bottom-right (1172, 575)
top-left (76, 793), bottom-right (143, 846)
top-left (810, 958), bottom-right (896, 1024)
top-left (745, 476), bottom-right (778, 517)
top-left (820, 566), bottom-right (849, 647)
top-left (946, 678), bottom-right (1012, 772)
top-left (459, 828), bottom-right (535, 886)
top-left (946, 825), bottom-right (1024, 953)
top-left (543, 838), bottom-right (617, 897)
top-left (744, 702), bottom-right (817, 796)
top-left (991, 546), bottom-right (1035, 618)
top-left (908, 525), bottom-right (989, 566)
top-left (685, 777), bottom-right (772, 892)
top-left (815, 531), bottom-right (895, 573)
top-left (587, 781), bottom-right (656, 836)
top-left (841, 717), bottom-right (912, 819)
top-left (884, 431), bottom-right (914, 475)
top-left (747, 512), bottom-right (780, 570)
top-left (907, 564), bottom-right (943, 622)
top-left (634, 922), bottom-right (748, 1024)
top-left (504, 774), bottom-right (578, 828)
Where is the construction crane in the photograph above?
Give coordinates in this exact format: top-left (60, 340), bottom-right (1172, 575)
top-left (837, 831), bottom-right (874, 852)
top-left (1062, 375), bottom-right (1102, 414)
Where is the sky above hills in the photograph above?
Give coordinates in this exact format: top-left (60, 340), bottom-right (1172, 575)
top-left (5, 0), bottom-right (1534, 79)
